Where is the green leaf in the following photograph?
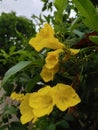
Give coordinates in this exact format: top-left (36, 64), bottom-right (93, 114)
top-left (54, 11), bottom-right (63, 24)
top-left (89, 36), bottom-right (98, 44)
top-left (73, 29), bottom-right (84, 38)
top-left (0, 49), bottom-right (9, 59)
top-left (47, 124), bottom-right (56, 130)
top-left (9, 46), bottom-right (16, 55)
top-left (54, 0), bottom-right (68, 24)
top-left (1, 61), bottom-right (32, 87)
top-left (70, 17), bottom-right (80, 31)
top-left (72, 0), bottom-right (98, 31)
top-left (54, 0), bottom-right (68, 13)
top-left (25, 75), bottom-right (41, 92)
top-left (4, 105), bottom-right (17, 115)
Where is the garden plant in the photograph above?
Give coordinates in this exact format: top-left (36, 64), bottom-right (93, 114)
top-left (0, 0), bottom-right (98, 130)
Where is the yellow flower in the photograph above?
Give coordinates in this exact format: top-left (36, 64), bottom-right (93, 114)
top-left (52, 83), bottom-right (81, 111)
top-left (29, 86), bottom-right (54, 117)
top-left (10, 92), bottom-right (24, 101)
top-left (29, 24), bottom-right (65, 51)
top-left (19, 94), bottom-right (37, 124)
top-left (40, 49), bottom-right (63, 82)
top-left (45, 49), bottom-right (64, 69)
top-left (70, 48), bottom-right (80, 55)
top-left (40, 64), bottom-right (59, 82)
top-left (10, 83), bottom-right (81, 124)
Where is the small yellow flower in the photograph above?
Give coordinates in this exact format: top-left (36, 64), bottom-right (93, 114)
top-left (29, 86), bottom-right (54, 117)
top-left (70, 48), bottom-right (80, 55)
top-left (10, 92), bottom-right (24, 101)
top-left (40, 49), bottom-right (63, 82)
top-left (52, 83), bottom-right (81, 111)
top-left (40, 64), bottom-right (59, 82)
top-left (29, 24), bottom-right (65, 51)
top-left (45, 49), bottom-right (64, 69)
top-left (19, 94), bottom-right (37, 124)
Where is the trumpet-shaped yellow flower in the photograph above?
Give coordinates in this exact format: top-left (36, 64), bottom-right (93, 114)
top-left (10, 92), bottom-right (24, 101)
top-left (40, 64), bottom-right (59, 82)
top-left (45, 49), bottom-right (64, 69)
top-left (52, 83), bottom-right (81, 111)
top-left (29, 86), bottom-right (54, 117)
top-left (10, 83), bottom-right (81, 124)
top-left (40, 49), bottom-right (63, 82)
top-left (29, 24), bottom-right (65, 51)
top-left (19, 94), bottom-right (37, 124)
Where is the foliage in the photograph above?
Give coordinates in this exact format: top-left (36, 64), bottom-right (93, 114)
top-left (0, 0), bottom-right (98, 130)
top-left (0, 12), bottom-right (36, 77)
top-left (0, 12), bottom-right (35, 51)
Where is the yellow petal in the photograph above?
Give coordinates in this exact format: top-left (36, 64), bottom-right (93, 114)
top-left (19, 94), bottom-right (34, 124)
top-left (20, 113), bottom-right (34, 124)
top-left (45, 49), bottom-right (64, 69)
top-left (37, 24), bottom-right (55, 38)
top-left (29, 92), bottom-right (42, 109)
top-left (53, 83), bottom-right (81, 111)
top-left (29, 37), bottom-right (65, 52)
top-left (38, 85), bottom-right (52, 95)
top-left (29, 24), bottom-right (65, 51)
top-left (10, 92), bottom-right (24, 101)
top-left (70, 48), bottom-right (80, 55)
top-left (40, 64), bottom-right (59, 82)
top-left (29, 87), bottom-right (54, 117)
top-left (29, 86), bottom-right (53, 109)
top-left (33, 103), bottom-right (53, 117)
top-left (32, 117), bottom-right (38, 123)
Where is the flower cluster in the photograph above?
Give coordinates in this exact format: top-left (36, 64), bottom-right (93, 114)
top-left (11, 83), bottom-right (80, 124)
top-left (29, 24), bottom-right (80, 82)
top-left (10, 24), bottom-right (81, 125)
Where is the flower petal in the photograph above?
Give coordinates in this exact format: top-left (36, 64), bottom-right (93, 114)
top-left (19, 94), bottom-right (34, 124)
top-left (33, 103), bottom-right (53, 117)
top-left (37, 24), bottom-right (55, 38)
top-left (20, 113), bottom-right (34, 124)
top-left (29, 38), bottom-right (65, 52)
top-left (53, 83), bottom-right (81, 111)
top-left (40, 64), bottom-right (59, 82)
top-left (10, 92), bottom-right (24, 101)
top-left (70, 48), bottom-right (80, 55)
top-left (45, 49), bottom-right (64, 69)
top-left (29, 86), bottom-right (54, 117)
top-left (29, 24), bottom-right (65, 51)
